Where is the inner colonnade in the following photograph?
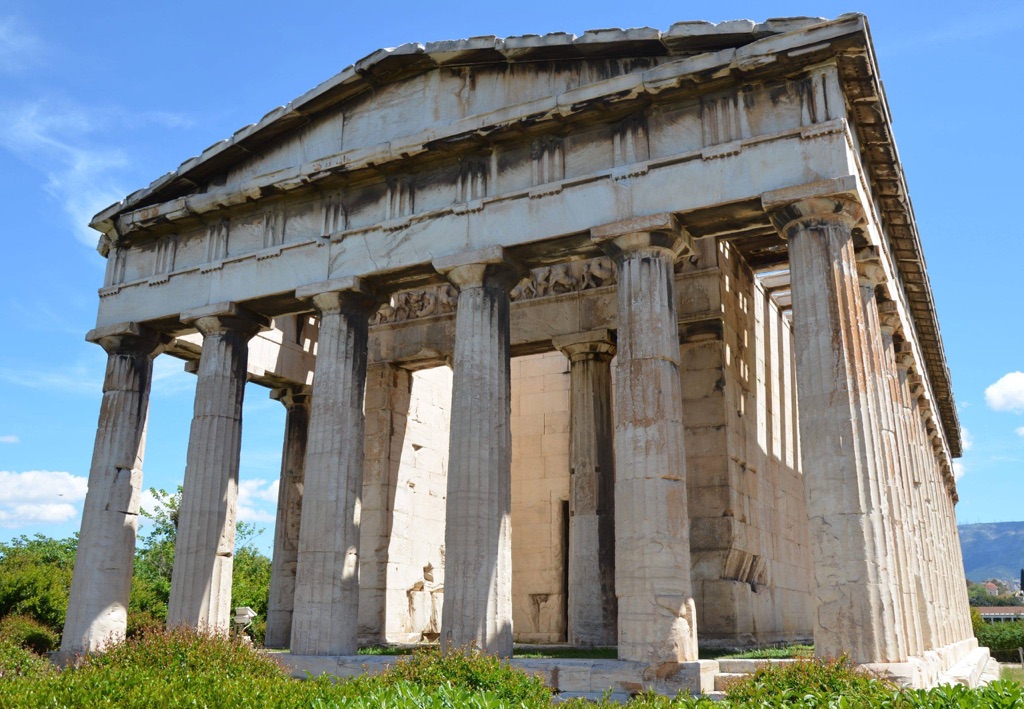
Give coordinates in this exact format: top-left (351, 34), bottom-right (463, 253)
top-left (59, 15), bottom-right (976, 687)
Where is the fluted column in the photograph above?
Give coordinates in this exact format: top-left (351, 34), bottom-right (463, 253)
top-left (435, 247), bottom-right (518, 657)
top-left (592, 214), bottom-right (698, 664)
top-left (290, 278), bottom-right (379, 655)
top-left (553, 329), bottom-right (617, 648)
top-left (894, 350), bottom-right (939, 649)
top-left (167, 303), bottom-right (267, 632)
top-left (877, 303), bottom-right (926, 656)
top-left (264, 385), bottom-right (311, 649)
top-left (766, 192), bottom-right (901, 663)
top-left (856, 251), bottom-right (913, 658)
top-left (60, 323), bottom-right (168, 656)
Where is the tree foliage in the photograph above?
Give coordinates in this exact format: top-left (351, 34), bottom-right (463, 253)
top-left (0, 488), bottom-right (272, 645)
top-left (0, 534), bottom-right (77, 631)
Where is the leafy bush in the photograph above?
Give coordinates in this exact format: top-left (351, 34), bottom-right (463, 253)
top-left (0, 639), bottom-right (52, 680)
top-left (722, 656), bottom-right (900, 705)
top-left (0, 614), bottom-right (60, 654)
top-left (976, 620), bottom-right (1024, 662)
top-left (375, 646), bottom-right (552, 705)
top-left (0, 534), bottom-right (76, 633)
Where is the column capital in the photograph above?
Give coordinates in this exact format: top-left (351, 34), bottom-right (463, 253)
top-left (181, 302), bottom-right (270, 338)
top-left (433, 246), bottom-right (522, 291)
top-left (762, 177), bottom-right (865, 239)
top-left (590, 213), bottom-right (693, 259)
top-left (552, 329), bottom-right (616, 361)
top-left (270, 385), bottom-right (312, 410)
top-left (86, 322), bottom-right (170, 357)
top-left (296, 277), bottom-right (381, 316)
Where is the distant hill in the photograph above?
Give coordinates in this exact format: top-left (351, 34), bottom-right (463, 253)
top-left (959, 521), bottom-right (1024, 583)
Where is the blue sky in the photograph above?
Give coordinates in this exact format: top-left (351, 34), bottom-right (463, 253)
top-left (0, 0), bottom-right (1021, 554)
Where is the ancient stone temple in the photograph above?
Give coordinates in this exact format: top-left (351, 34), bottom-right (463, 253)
top-left (61, 14), bottom-right (987, 692)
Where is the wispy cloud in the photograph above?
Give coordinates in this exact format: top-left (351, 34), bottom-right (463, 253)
top-left (237, 478), bottom-right (279, 524)
top-left (961, 427), bottom-right (974, 452)
top-left (0, 98), bottom-right (192, 249)
top-left (0, 350), bottom-right (105, 395)
top-left (1016, 426), bottom-right (1024, 438)
top-left (953, 461), bottom-right (966, 482)
top-left (0, 435), bottom-right (18, 444)
top-left (882, 10), bottom-right (1024, 53)
top-left (0, 470), bottom-right (88, 528)
top-left (0, 16), bottom-right (44, 75)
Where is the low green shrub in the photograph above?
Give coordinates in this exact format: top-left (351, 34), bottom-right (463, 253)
top-left (0, 639), bottom-right (52, 680)
top-left (722, 656), bottom-right (899, 705)
top-left (373, 646), bottom-right (552, 705)
top-left (976, 620), bottom-right (1024, 662)
top-left (0, 614), bottom-right (60, 654)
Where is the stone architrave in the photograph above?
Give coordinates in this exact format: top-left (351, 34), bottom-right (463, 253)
top-left (167, 303), bottom-right (268, 632)
top-left (592, 214), bottom-right (699, 664)
top-left (765, 190), bottom-right (903, 663)
top-left (264, 385), bottom-right (311, 649)
top-left (434, 246), bottom-right (519, 657)
top-left (552, 329), bottom-right (617, 648)
top-left (60, 323), bottom-right (168, 656)
top-left (290, 278), bottom-right (380, 655)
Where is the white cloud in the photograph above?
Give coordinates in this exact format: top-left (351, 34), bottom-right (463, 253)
top-left (0, 435), bottom-right (18, 444)
top-left (236, 479), bottom-right (279, 524)
top-left (0, 470), bottom-right (88, 528)
top-left (0, 16), bottom-right (43, 75)
top-left (0, 503), bottom-right (79, 527)
top-left (0, 98), bottom-right (192, 248)
top-left (961, 427), bottom-right (973, 452)
top-left (985, 372), bottom-right (1024, 414)
top-left (1016, 426), bottom-right (1024, 438)
top-left (952, 461), bottom-right (966, 482)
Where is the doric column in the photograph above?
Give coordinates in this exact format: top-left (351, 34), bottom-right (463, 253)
top-left (434, 247), bottom-right (519, 657)
top-left (264, 385), bottom-right (311, 649)
top-left (592, 214), bottom-right (699, 664)
top-left (60, 323), bottom-right (168, 656)
top-left (876, 303), bottom-right (925, 656)
top-left (167, 303), bottom-right (267, 632)
top-left (290, 278), bottom-right (379, 655)
top-left (358, 362), bottom-right (413, 643)
top-left (553, 329), bottom-right (617, 648)
top-left (765, 190), bottom-right (902, 663)
top-left (855, 251), bottom-right (913, 658)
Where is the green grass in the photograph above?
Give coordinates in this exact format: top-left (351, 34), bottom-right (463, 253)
top-left (1004, 665), bottom-right (1024, 684)
top-left (701, 643), bottom-right (814, 660)
top-left (514, 646), bottom-right (618, 659)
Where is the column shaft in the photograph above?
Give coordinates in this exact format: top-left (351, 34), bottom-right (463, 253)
top-left (167, 305), bottom-right (265, 632)
top-left (436, 252), bottom-right (516, 657)
top-left (290, 284), bottom-right (377, 655)
top-left (61, 324), bottom-right (166, 655)
top-left (593, 217), bottom-right (698, 664)
top-left (554, 331), bottom-right (617, 647)
top-left (856, 263), bottom-right (911, 657)
top-left (773, 196), bottom-right (901, 663)
top-left (264, 386), bottom-right (310, 648)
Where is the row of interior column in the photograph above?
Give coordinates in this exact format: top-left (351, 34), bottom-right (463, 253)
top-left (61, 199), bottom-right (971, 666)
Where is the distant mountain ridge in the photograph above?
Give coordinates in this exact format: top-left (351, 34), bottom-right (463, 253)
top-left (958, 521), bottom-right (1024, 583)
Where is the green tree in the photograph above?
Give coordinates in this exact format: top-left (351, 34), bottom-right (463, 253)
top-left (0, 534), bottom-right (77, 632)
top-left (128, 488), bottom-right (272, 643)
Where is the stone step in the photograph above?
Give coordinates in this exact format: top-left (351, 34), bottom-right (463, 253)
top-left (939, 647), bottom-right (992, 688)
